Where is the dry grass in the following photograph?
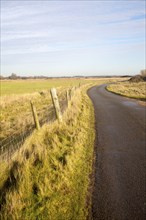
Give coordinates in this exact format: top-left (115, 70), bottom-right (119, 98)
top-left (0, 78), bottom-right (120, 141)
top-left (0, 86), bottom-right (95, 220)
top-left (107, 81), bottom-right (146, 100)
top-left (0, 78), bottom-right (122, 219)
top-left (0, 87), bottom-right (67, 141)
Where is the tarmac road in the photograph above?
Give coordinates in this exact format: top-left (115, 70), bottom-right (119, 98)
top-left (88, 84), bottom-right (146, 220)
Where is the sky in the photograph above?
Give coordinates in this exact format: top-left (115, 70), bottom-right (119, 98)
top-left (0, 0), bottom-right (145, 77)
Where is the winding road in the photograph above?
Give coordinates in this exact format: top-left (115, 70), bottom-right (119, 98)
top-left (88, 84), bottom-right (146, 220)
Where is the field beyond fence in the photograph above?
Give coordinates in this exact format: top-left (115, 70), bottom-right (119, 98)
top-left (0, 85), bottom-right (78, 163)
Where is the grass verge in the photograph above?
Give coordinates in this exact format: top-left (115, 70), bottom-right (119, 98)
top-left (0, 86), bottom-right (95, 220)
top-left (107, 81), bottom-right (146, 101)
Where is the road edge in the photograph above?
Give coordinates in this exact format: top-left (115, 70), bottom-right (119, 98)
top-left (86, 86), bottom-right (99, 220)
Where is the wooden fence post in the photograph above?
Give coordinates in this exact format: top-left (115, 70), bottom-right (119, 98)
top-left (30, 101), bottom-right (40, 130)
top-left (50, 88), bottom-right (62, 122)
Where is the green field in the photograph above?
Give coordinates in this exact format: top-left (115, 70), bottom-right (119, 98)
top-left (0, 78), bottom-right (119, 141)
top-left (0, 79), bottom-right (85, 95)
top-left (0, 77), bottom-right (120, 147)
top-left (0, 79), bottom-right (88, 140)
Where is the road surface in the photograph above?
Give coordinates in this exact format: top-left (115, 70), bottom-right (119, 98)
top-left (88, 84), bottom-right (146, 220)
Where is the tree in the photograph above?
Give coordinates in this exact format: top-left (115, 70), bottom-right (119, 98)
top-left (9, 73), bottom-right (19, 79)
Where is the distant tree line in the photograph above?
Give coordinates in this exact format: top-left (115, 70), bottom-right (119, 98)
top-left (0, 70), bottom-right (145, 80)
top-left (0, 73), bottom-right (55, 80)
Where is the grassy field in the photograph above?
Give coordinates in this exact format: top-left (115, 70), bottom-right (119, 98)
top-left (0, 78), bottom-right (85, 141)
top-left (0, 87), bottom-right (67, 141)
top-left (0, 78), bottom-right (122, 219)
top-left (0, 79), bottom-right (84, 95)
top-left (0, 78), bottom-right (121, 96)
top-left (0, 85), bottom-right (95, 220)
top-left (0, 78), bottom-right (119, 141)
top-left (107, 81), bottom-right (146, 100)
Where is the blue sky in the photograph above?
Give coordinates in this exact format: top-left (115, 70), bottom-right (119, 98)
top-left (1, 0), bottom-right (145, 76)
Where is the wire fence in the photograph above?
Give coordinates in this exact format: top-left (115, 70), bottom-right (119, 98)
top-left (0, 87), bottom-right (70, 163)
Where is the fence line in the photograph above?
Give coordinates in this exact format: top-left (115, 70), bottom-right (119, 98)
top-left (0, 85), bottom-right (79, 163)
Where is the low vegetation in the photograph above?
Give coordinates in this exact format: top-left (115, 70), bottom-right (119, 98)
top-left (0, 86), bottom-right (95, 220)
top-left (0, 87), bottom-right (67, 141)
top-left (0, 78), bottom-right (122, 219)
top-left (107, 81), bottom-right (146, 100)
top-left (0, 79), bottom-right (83, 96)
top-left (0, 78), bottom-right (88, 141)
top-left (0, 78), bottom-right (118, 141)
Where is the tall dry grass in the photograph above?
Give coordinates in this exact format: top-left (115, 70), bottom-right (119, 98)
top-left (0, 86), bottom-right (95, 220)
top-left (107, 81), bottom-right (146, 100)
top-left (0, 88), bottom-right (67, 141)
